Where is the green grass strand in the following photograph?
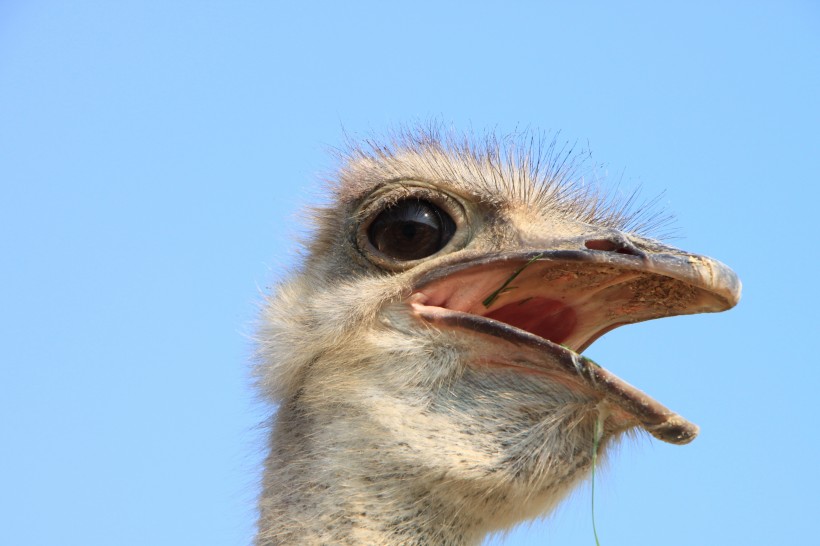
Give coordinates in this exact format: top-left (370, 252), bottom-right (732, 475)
top-left (591, 411), bottom-right (603, 546)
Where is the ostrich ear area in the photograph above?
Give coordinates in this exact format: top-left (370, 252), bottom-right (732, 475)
top-left (405, 250), bottom-right (741, 445)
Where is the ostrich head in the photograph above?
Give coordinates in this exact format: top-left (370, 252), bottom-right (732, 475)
top-left (255, 129), bottom-right (741, 545)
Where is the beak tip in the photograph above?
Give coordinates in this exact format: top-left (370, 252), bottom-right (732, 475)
top-left (645, 418), bottom-right (700, 445)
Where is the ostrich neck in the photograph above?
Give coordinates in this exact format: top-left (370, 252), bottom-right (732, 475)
top-left (256, 396), bottom-right (487, 546)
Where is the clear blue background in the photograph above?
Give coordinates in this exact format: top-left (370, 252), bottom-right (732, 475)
top-left (1, 2), bottom-right (817, 545)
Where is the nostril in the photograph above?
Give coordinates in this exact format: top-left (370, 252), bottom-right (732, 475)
top-left (585, 239), bottom-right (618, 252)
top-left (585, 239), bottom-right (642, 256)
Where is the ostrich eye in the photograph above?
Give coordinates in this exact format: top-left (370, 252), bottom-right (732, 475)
top-left (367, 199), bottom-right (456, 261)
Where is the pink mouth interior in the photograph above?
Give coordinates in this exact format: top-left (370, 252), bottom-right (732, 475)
top-left (408, 258), bottom-right (692, 354)
top-left (484, 298), bottom-right (577, 347)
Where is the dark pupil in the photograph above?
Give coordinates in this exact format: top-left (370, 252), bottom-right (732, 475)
top-left (368, 199), bottom-right (456, 261)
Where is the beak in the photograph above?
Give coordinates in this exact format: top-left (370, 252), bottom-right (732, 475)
top-left (405, 242), bottom-right (741, 445)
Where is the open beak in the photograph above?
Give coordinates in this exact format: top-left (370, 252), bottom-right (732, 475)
top-left (406, 247), bottom-right (741, 445)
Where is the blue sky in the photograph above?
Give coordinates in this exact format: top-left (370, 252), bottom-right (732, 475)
top-left (1, 1), bottom-right (817, 545)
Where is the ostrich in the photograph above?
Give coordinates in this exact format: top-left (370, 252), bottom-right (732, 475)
top-left (254, 129), bottom-right (741, 545)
